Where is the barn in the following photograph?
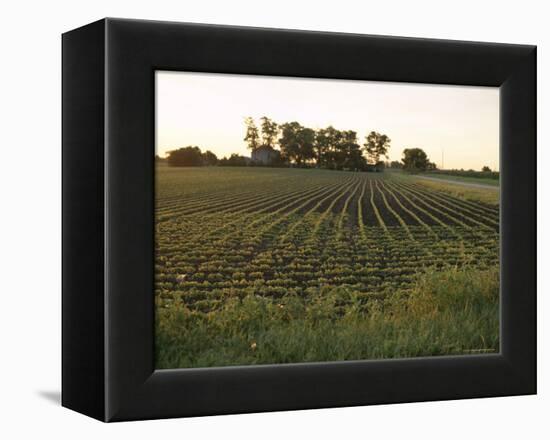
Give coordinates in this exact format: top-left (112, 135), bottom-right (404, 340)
top-left (251, 146), bottom-right (279, 165)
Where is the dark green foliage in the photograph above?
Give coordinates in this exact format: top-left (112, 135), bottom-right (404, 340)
top-left (202, 150), bottom-right (218, 166)
top-left (430, 168), bottom-right (499, 180)
top-left (166, 147), bottom-right (218, 167)
top-left (166, 146), bottom-right (204, 167)
top-left (260, 116), bottom-right (279, 149)
top-left (338, 130), bottom-right (365, 171)
top-left (168, 118), bottom-right (392, 172)
top-left (402, 148), bottom-right (430, 172)
top-left (244, 117), bottom-right (260, 151)
top-left (315, 126), bottom-right (341, 168)
top-left (314, 127), bottom-right (366, 171)
top-left (156, 267), bottom-right (499, 368)
top-left (278, 121), bottom-right (316, 166)
top-left (364, 131), bottom-right (391, 166)
top-left (219, 153), bottom-right (249, 167)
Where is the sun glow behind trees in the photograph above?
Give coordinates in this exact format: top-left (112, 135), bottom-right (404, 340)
top-left (156, 71), bottom-right (499, 171)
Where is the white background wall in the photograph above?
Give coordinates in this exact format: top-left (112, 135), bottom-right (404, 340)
top-left (1, 0), bottom-right (546, 437)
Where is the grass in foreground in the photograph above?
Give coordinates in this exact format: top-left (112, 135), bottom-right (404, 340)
top-left (156, 266), bottom-right (499, 369)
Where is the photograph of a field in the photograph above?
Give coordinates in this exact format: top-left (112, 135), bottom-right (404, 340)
top-left (155, 72), bottom-right (500, 369)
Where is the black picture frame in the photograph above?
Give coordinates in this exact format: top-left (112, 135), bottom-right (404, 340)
top-left (62, 18), bottom-right (536, 422)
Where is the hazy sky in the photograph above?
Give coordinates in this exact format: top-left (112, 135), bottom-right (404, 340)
top-left (156, 71), bottom-right (499, 171)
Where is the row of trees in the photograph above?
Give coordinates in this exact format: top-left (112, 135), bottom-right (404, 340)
top-left (163, 145), bottom-right (437, 173)
top-left (244, 116), bottom-right (390, 171)
top-left (162, 116), bottom-right (439, 172)
top-left (163, 148), bottom-right (265, 167)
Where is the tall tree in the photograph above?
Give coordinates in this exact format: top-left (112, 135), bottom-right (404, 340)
top-left (364, 131), bottom-right (391, 165)
top-left (315, 126), bottom-right (338, 167)
top-left (298, 127), bottom-right (316, 165)
top-left (260, 116), bottom-right (279, 149)
top-left (401, 148), bottom-right (430, 172)
top-left (244, 117), bottom-right (260, 151)
top-left (339, 130), bottom-right (365, 170)
top-left (279, 122), bottom-right (316, 166)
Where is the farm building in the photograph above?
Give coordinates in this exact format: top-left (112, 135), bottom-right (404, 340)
top-left (251, 145), bottom-right (279, 165)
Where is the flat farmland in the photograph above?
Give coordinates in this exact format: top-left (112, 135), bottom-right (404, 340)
top-left (155, 167), bottom-right (500, 367)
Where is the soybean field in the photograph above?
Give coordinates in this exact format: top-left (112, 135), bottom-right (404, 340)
top-left (155, 167), bottom-right (500, 368)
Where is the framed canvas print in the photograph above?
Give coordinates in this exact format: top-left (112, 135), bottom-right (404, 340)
top-left (62, 18), bottom-right (536, 422)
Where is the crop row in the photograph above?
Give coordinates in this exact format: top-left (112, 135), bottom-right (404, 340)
top-left (155, 168), bottom-right (499, 312)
